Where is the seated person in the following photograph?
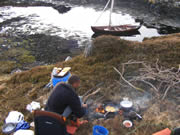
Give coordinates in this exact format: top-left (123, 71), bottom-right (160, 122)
top-left (45, 75), bottom-right (87, 118)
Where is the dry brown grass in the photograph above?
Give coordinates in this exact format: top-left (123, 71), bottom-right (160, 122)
top-left (0, 34), bottom-right (180, 135)
top-left (75, 116), bottom-right (169, 135)
top-left (59, 34), bottom-right (180, 94)
top-left (0, 65), bottom-right (53, 128)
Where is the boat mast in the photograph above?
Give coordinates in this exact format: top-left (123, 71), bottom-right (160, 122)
top-left (109, 0), bottom-right (114, 27)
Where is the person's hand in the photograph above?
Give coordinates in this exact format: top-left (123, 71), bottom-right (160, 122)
top-left (82, 104), bottom-right (88, 108)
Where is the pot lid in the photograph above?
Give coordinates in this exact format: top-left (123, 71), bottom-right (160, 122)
top-left (120, 100), bottom-right (133, 108)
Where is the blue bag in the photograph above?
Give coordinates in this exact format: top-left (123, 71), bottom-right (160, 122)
top-left (15, 121), bottom-right (30, 131)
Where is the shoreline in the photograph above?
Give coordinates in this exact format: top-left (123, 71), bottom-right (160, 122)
top-left (0, 0), bottom-right (180, 32)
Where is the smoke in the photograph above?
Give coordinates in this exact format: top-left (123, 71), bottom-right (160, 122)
top-left (133, 92), bottom-right (152, 111)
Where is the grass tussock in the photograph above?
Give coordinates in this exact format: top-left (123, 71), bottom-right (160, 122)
top-left (59, 34), bottom-right (180, 94)
top-left (0, 65), bottom-right (53, 125)
top-left (0, 61), bottom-right (17, 74)
top-left (0, 48), bottom-right (36, 74)
top-left (0, 34), bottom-right (180, 135)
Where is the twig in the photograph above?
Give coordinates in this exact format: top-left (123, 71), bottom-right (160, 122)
top-left (83, 88), bottom-right (101, 103)
top-left (140, 80), bottom-right (159, 92)
top-left (162, 85), bottom-right (171, 100)
top-left (115, 80), bottom-right (129, 88)
top-left (115, 60), bottom-right (179, 100)
top-left (94, 96), bottom-right (105, 103)
top-left (113, 67), bottom-right (144, 92)
top-left (162, 80), bottom-right (180, 100)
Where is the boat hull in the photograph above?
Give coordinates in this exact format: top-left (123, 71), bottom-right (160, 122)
top-left (91, 25), bottom-right (141, 36)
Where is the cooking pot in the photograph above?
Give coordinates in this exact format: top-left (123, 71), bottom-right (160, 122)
top-left (120, 100), bottom-right (133, 112)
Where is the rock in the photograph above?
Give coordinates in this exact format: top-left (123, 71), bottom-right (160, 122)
top-left (174, 2), bottom-right (180, 7)
top-left (84, 43), bottom-right (93, 57)
top-left (11, 68), bottom-right (22, 74)
top-left (53, 5), bottom-right (71, 14)
top-left (0, 34), bottom-right (82, 73)
top-left (65, 56), bottom-right (72, 62)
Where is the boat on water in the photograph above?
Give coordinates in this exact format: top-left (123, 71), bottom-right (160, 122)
top-left (91, 0), bottom-right (143, 36)
top-left (91, 25), bottom-right (141, 36)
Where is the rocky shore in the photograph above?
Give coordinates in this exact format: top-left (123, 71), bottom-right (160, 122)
top-left (0, 0), bottom-right (71, 13)
top-left (1, 0), bottom-right (180, 32)
top-left (0, 33), bottom-right (82, 74)
top-left (0, 0), bottom-right (180, 73)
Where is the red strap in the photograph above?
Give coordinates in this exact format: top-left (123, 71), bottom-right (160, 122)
top-left (152, 128), bottom-right (171, 135)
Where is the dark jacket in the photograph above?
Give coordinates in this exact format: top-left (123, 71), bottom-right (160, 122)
top-left (45, 83), bottom-right (85, 118)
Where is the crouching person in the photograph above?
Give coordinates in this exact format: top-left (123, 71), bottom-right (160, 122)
top-left (45, 75), bottom-right (87, 135)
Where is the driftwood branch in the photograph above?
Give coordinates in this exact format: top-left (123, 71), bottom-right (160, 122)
top-left (113, 67), bottom-right (144, 92)
top-left (83, 88), bottom-right (101, 103)
top-left (114, 60), bottom-right (180, 100)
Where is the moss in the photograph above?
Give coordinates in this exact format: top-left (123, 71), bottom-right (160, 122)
top-left (0, 61), bottom-right (17, 74)
top-left (0, 48), bottom-right (35, 73)
top-left (148, 0), bottom-right (156, 4)
top-left (0, 38), bottom-right (3, 43)
top-left (17, 53), bottom-right (35, 64)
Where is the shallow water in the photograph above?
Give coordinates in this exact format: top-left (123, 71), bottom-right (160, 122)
top-left (0, 6), bottom-right (161, 45)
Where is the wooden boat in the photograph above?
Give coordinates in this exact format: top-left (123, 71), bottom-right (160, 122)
top-left (91, 0), bottom-right (142, 36)
top-left (91, 25), bottom-right (141, 36)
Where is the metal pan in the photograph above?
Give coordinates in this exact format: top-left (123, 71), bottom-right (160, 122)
top-left (104, 104), bottom-right (119, 113)
top-left (104, 103), bottom-right (119, 118)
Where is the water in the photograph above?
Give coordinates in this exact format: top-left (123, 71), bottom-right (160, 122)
top-left (0, 6), bottom-right (161, 45)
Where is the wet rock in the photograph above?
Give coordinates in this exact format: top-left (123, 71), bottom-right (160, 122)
top-left (0, 34), bottom-right (82, 74)
top-left (144, 23), bottom-right (180, 34)
top-left (0, 0), bottom-right (72, 14)
top-left (27, 34), bottom-right (81, 63)
top-left (0, 17), bottom-right (27, 29)
top-left (1, 0), bottom-right (180, 30)
top-left (53, 5), bottom-right (71, 14)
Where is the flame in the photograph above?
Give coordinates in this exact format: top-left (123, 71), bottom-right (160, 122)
top-left (96, 106), bottom-right (105, 114)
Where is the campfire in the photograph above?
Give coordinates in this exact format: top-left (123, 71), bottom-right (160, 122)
top-left (95, 105), bottom-right (105, 114)
top-left (88, 98), bottom-right (143, 128)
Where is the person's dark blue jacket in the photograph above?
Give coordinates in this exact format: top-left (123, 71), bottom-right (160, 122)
top-left (45, 83), bottom-right (86, 118)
